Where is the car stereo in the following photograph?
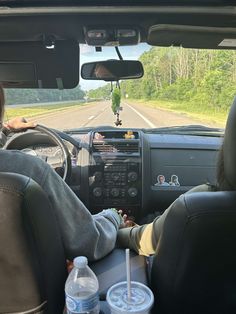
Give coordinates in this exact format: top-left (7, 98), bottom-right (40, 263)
top-left (88, 130), bottom-right (142, 216)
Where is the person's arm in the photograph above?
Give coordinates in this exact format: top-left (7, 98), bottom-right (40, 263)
top-left (117, 205), bottom-right (170, 256)
top-left (117, 184), bottom-right (213, 256)
top-left (0, 117), bottom-right (36, 147)
top-left (3, 117), bottom-right (36, 131)
top-left (0, 117), bottom-right (120, 261)
top-left (38, 161), bottom-right (122, 261)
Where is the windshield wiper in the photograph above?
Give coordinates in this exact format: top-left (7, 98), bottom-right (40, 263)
top-left (143, 125), bottom-right (224, 137)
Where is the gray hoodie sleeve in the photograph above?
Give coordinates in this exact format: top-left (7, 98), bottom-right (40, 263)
top-left (0, 149), bottom-right (121, 261)
top-left (38, 163), bottom-right (121, 261)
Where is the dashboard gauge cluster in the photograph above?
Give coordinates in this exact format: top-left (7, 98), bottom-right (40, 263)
top-left (21, 142), bottom-right (78, 168)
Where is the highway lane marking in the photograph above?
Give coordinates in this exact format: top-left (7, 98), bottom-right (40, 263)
top-left (126, 103), bottom-right (156, 128)
top-left (82, 105), bottom-right (109, 127)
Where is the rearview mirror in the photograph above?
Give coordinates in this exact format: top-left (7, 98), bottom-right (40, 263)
top-left (81, 60), bottom-right (144, 81)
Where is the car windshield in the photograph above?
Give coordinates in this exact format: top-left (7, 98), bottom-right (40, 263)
top-left (4, 43), bottom-right (231, 133)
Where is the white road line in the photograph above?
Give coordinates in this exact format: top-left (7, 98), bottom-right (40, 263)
top-left (88, 115), bottom-right (95, 120)
top-left (126, 103), bottom-right (156, 128)
top-left (82, 105), bottom-right (110, 127)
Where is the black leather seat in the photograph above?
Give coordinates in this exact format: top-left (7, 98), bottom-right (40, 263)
top-left (151, 98), bottom-right (236, 314)
top-left (151, 191), bottom-right (236, 314)
top-left (0, 172), bottom-right (67, 314)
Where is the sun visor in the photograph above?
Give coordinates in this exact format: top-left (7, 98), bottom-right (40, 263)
top-left (0, 40), bottom-right (79, 89)
top-left (148, 25), bottom-right (236, 49)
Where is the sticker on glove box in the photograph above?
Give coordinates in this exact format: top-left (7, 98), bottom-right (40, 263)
top-left (154, 174), bottom-right (180, 187)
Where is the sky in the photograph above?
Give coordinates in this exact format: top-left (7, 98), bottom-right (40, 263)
top-left (79, 43), bottom-right (151, 91)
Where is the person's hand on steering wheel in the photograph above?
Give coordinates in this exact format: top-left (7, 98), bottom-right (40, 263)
top-left (3, 117), bottom-right (37, 133)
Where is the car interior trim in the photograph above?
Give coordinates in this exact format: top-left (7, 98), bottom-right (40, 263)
top-left (0, 6), bottom-right (236, 16)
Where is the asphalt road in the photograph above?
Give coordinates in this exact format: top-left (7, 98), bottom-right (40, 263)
top-left (29, 100), bottom-right (212, 130)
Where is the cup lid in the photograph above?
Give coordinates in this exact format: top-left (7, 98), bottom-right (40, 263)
top-left (106, 281), bottom-right (154, 313)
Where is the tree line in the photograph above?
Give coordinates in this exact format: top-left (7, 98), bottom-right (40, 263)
top-left (89, 47), bottom-right (236, 112)
top-left (5, 85), bottom-right (85, 105)
top-left (88, 84), bottom-right (111, 100)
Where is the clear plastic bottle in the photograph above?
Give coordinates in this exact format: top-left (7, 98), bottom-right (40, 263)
top-left (65, 256), bottom-right (100, 314)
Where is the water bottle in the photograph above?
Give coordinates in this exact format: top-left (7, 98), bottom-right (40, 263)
top-left (65, 256), bottom-right (100, 314)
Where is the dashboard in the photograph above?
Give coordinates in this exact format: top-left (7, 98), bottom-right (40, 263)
top-left (5, 128), bottom-right (223, 222)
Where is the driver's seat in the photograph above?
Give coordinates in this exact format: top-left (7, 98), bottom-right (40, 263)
top-left (0, 172), bottom-right (67, 314)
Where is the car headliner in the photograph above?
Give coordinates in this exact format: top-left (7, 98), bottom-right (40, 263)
top-left (0, 4), bottom-right (235, 46)
top-left (0, 0), bottom-right (235, 6)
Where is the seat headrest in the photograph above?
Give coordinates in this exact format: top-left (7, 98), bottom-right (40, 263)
top-left (222, 96), bottom-right (236, 189)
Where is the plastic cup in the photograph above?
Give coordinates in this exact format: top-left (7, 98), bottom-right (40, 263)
top-left (106, 281), bottom-right (154, 314)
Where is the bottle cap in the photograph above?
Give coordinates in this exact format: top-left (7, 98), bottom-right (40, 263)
top-left (73, 256), bottom-right (88, 268)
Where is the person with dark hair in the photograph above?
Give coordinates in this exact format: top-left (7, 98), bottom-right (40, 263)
top-left (0, 86), bottom-right (123, 261)
top-left (169, 174), bottom-right (180, 186)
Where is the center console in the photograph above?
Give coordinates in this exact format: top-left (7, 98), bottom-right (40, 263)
top-left (88, 130), bottom-right (142, 217)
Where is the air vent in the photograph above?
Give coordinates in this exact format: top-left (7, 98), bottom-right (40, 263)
top-left (93, 140), bottom-right (139, 154)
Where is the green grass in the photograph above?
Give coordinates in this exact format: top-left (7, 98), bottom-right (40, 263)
top-left (127, 98), bottom-right (228, 128)
top-left (5, 101), bottom-right (85, 121)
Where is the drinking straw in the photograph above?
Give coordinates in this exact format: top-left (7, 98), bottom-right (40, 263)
top-left (126, 248), bottom-right (131, 301)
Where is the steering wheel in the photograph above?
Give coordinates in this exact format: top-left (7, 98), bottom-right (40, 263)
top-left (4, 124), bottom-right (72, 182)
